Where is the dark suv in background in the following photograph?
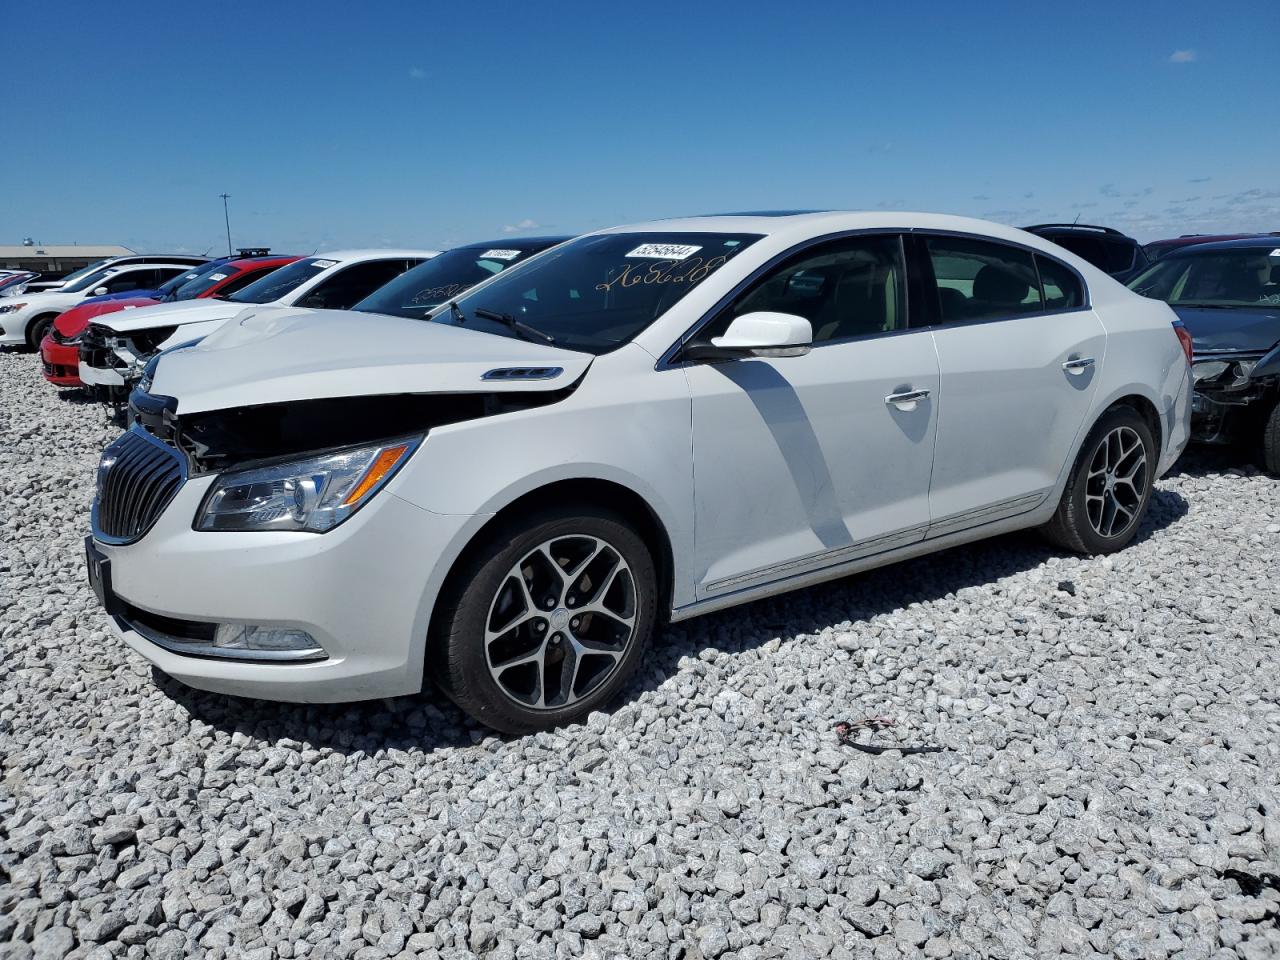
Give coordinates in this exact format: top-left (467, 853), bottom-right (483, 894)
top-left (1024, 223), bottom-right (1149, 282)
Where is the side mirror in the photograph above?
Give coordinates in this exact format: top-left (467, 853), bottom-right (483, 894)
top-left (92, 287), bottom-right (109, 296)
top-left (683, 311), bottom-right (813, 362)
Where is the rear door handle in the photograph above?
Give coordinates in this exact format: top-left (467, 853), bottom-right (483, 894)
top-left (884, 388), bottom-right (930, 411)
top-left (1062, 357), bottom-right (1095, 375)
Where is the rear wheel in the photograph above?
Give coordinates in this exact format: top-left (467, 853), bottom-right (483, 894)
top-left (26, 314), bottom-right (57, 351)
top-left (1041, 406), bottom-right (1155, 554)
top-left (431, 506), bottom-right (657, 734)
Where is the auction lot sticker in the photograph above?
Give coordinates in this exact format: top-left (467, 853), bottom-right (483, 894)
top-left (480, 249), bottom-right (522, 261)
top-left (626, 244), bottom-right (702, 260)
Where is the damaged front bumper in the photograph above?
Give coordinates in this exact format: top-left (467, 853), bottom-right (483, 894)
top-left (79, 323), bottom-right (171, 395)
top-left (1189, 352), bottom-right (1275, 443)
top-left (91, 458), bottom-right (475, 703)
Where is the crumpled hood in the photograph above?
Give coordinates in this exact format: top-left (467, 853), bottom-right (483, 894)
top-left (1173, 304), bottom-right (1280, 355)
top-left (151, 307), bottom-right (594, 414)
top-left (95, 297), bottom-right (248, 334)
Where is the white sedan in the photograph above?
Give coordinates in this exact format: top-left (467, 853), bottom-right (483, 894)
top-left (87, 212), bottom-right (1191, 732)
top-left (76, 249), bottom-right (437, 395)
top-left (0, 262), bottom-right (194, 349)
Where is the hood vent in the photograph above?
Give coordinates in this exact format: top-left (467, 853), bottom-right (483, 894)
top-left (481, 366), bottom-right (563, 381)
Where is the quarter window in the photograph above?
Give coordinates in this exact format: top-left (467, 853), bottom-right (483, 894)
top-left (1036, 254), bottom-right (1084, 311)
top-left (926, 237), bottom-right (1042, 323)
top-left (721, 234), bottom-right (907, 343)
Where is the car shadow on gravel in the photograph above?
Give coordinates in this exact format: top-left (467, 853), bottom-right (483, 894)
top-left (153, 668), bottom-right (483, 755)
top-left (54, 388), bottom-right (103, 406)
top-left (1163, 444), bottom-right (1267, 479)
top-left (155, 487), bottom-right (1189, 755)
top-left (619, 484), bottom-right (1190, 712)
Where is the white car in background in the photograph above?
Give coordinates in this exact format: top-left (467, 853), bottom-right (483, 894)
top-left (87, 212), bottom-right (1191, 733)
top-left (23, 254), bottom-right (209, 293)
top-left (77, 250), bottom-right (437, 395)
top-left (0, 262), bottom-right (195, 349)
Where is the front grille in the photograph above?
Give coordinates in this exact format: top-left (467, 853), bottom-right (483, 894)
top-left (92, 429), bottom-right (186, 544)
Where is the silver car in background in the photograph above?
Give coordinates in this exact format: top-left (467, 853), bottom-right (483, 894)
top-left (88, 212), bottom-right (1191, 732)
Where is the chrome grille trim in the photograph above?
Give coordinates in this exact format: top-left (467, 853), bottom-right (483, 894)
top-left (91, 427), bottom-right (187, 545)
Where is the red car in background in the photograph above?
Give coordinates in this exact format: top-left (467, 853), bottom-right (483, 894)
top-left (41, 255), bottom-right (299, 386)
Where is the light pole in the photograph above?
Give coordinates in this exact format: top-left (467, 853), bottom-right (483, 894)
top-left (219, 193), bottom-right (232, 256)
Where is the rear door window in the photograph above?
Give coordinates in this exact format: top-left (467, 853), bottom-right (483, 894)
top-left (925, 237), bottom-right (1042, 323)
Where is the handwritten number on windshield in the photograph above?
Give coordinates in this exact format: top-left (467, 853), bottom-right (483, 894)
top-left (595, 254), bottom-right (732, 293)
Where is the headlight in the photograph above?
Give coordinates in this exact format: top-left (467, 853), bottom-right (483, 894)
top-left (1232, 359), bottom-right (1258, 383)
top-left (0, 302), bottom-right (26, 314)
top-left (1192, 360), bottom-right (1229, 383)
top-left (196, 437), bottom-right (421, 533)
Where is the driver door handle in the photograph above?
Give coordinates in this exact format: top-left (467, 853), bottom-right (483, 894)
top-left (884, 388), bottom-right (930, 411)
top-left (1062, 357), bottom-right (1095, 375)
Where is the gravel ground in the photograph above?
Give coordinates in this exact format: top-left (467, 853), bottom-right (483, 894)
top-left (2, 346), bottom-right (1279, 960)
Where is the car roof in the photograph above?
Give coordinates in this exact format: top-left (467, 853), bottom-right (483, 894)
top-left (591, 211), bottom-right (1077, 248)
top-left (1023, 223), bottom-right (1135, 240)
top-left (1162, 237), bottom-right (1280, 256)
top-left (454, 236), bottom-right (573, 250)
top-left (309, 248), bottom-right (440, 262)
top-left (106, 262), bottom-right (196, 271)
top-left (223, 255), bottom-right (301, 268)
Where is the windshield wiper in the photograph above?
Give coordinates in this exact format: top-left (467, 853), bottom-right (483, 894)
top-left (447, 300), bottom-right (466, 324)
top-left (473, 308), bottom-right (557, 344)
top-left (1173, 301), bottom-right (1247, 310)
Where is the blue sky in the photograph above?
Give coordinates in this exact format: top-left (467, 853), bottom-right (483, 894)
top-left (9, 0), bottom-right (1278, 253)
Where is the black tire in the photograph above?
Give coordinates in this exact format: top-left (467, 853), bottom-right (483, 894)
top-left (25, 314), bottom-right (57, 351)
top-left (430, 505), bottom-right (657, 734)
top-left (1041, 405), bottom-right (1156, 555)
top-left (1262, 400), bottom-right (1280, 476)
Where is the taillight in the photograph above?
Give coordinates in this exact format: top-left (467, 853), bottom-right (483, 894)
top-left (1173, 322), bottom-right (1193, 365)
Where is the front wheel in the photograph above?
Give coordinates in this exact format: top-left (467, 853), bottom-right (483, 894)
top-left (26, 314), bottom-right (57, 351)
top-left (1041, 406), bottom-right (1156, 554)
top-left (1261, 399), bottom-right (1280, 476)
top-left (431, 506), bottom-right (657, 734)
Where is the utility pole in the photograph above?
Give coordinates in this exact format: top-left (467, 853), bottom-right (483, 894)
top-left (219, 193), bottom-right (232, 256)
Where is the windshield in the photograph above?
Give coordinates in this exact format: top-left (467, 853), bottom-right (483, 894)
top-left (1129, 247), bottom-right (1280, 307)
top-left (227, 257), bottom-right (331, 304)
top-left (157, 261), bottom-right (223, 300)
top-left (433, 233), bottom-right (761, 353)
top-left (55, 258), bottom-right (114, 287)
top-left (172, 262), bottom-right (242, 300)
top-left (355, 245), bottom-right (554, 319)
top-left (63, 264), bottom-right (127, 293)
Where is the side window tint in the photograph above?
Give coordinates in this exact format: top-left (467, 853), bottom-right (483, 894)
top-left (1035, 255), bottom-right (1085, 311)
top-left (212, 269), bottom-right (258, 297)
top-left (103, 270), bottom-right (148, 293)
top-left (1051, 235), bottom-right (1108, 271)
top-left (926, 237), bottom-right (1042, 323)
top-left (719, 235), bottom-right (906, 344)
top-left (298, 260), bottom-right (414, 310)
top-left (1105, 240), bottom-right (1136, 274)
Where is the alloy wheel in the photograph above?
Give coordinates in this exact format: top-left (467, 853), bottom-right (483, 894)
top-left (1084, 425), bottom-right (1148, 539)
top-left (484, 534), bottom-right (637, 710)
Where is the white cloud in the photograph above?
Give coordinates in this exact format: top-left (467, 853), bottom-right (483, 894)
top-left (502, 218), bottom-right (540, 234)
top-left (1169, 49), bottom-right (1197, 63)
top-left (408, 66), bottom-right (427, 80)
